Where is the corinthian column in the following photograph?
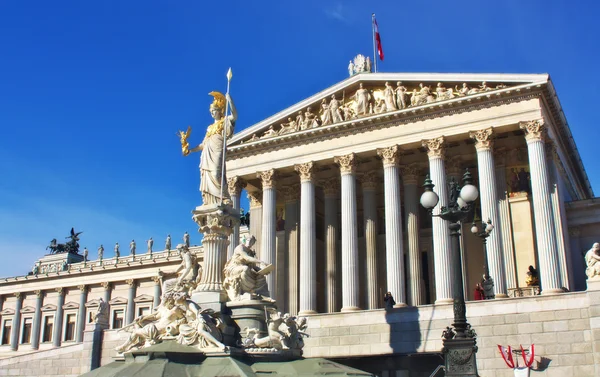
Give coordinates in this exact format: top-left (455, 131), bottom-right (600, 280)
top-left (422, 137), bottom-right (453, 304)
top-left (52, 288), bottom-right (65, 348)
top-left (361, 171), bottom-right (379, 309)
top-left (377, 146), bottom-right (406, 307)
top-left (334, 153), bottom-right (361, 311)
top-left (125, 279), bottom-right (136, 325)
top-left (402, 164), bottom-right (425, 306)
top-left (495, 148), bottom-right (518, 290)
top-left (227, 176), bottom-right (246, 259)
top-left (76, 285), bottom-right (87, 343)
top-left (519, 120), bottom-right (562, 293)
top-left (247, 190), bottom-right (263, 254)
top-left (282, 185), bottom-right (299, 314)
top-left (295, 162), bottom-right (317, 315)
top-left (31, 290), bottom-right (43, 350)
top-left (322, 178), bottom-right (340, 313)
top-left (152, 276), bottom-right (162, 308)
top-left (10, 292), bottom-right (22, 351)
top-left (258, 169), bottom-right (277, 299)
top-left (469, 128), bottom-right (508, 298)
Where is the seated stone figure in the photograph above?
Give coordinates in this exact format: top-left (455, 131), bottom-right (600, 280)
top-left (223, 235), bottom-right (271, 301)
top-left (586, 242), bottom-right (600, 280)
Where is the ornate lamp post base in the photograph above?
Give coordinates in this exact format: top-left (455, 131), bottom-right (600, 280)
top-left (442, 337), bottom-right (479, 377)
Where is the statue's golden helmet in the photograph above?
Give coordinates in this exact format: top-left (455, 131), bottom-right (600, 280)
top-left (209, 91), bottom-right (226, 112)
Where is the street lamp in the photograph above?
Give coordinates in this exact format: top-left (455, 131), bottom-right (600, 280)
top-left (420, 169), bottom-right (479, 377)
top-left (471, 219), bottom-right (495, 299)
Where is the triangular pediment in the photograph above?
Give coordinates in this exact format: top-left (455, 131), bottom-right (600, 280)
top-left (62, 301), bottom-right (79, 310)
top-left (41, 304), bottom-right (57, 312)
top-left (85, 298), bottom-right (102, 308)
top-left (229, 72), bottom-right (549, 148)
top-left (109, 296), bottom-right (127, 305)
top-left (133, 294), bottom-right (153, 303)
top-left (20, 306), bottom-right (36, 314)
top-left (0, 308), bottom-right (15, 315)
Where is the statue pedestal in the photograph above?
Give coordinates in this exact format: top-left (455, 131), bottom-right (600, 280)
top-left (226, 300), bottom-right (277, 339)
top-left (442, 337), bottom-right (478, 377)
top-left (586, 278), bottom-right (600, 291)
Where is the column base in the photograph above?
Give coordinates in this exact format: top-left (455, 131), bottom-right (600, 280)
top-left (393, 303), bottom-right (408, 308)
top-left (435, 298), bottom-right (453, 305)
top-left (341, 306), bottom-right (361, 312)
top-left (494, 293), bottom-right (509, 299)
top-left (298, 310), bottom-right (318, 316)
top-left (541, 288), bottom-right (565, 295)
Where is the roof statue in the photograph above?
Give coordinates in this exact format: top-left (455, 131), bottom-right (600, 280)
top-left (46, 228), bottom-right (82, 255)
top-left (349, 54), bottom-right (372, 76)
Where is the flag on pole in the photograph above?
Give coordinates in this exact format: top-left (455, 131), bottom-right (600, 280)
top-left (373, 15), bottom-right (384, 61)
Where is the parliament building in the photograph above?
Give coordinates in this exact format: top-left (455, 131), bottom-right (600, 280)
top-left (1, 66), bottom-right (599, 377)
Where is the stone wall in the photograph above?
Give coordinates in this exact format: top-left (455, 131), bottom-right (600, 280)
top-left (0, 343), bottom-right (86, 376)
top-left (303, 289), bottom-right (599, 377)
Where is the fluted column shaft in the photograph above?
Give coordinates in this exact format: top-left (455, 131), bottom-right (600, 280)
top-left (495, 149), bottom-right (518, 289)
top-left (520, 120), bottom-right (562, 293)
top-left (470, 129), bottom-right (508, 297)
top-left (335, 154), bottom-right (361, 311)
top-left (76, 286), bottom-right (87, 343)
top-left (125, 280), bottom-right (136, 325)
top-left (248, 191), bottom-right (263, 260)
top-left (362, 172), bottom-right (379, 309)
top-left (323, 182), bottom-right (339, 313)
top-left (152, 277), bottom-right (161, 308)
top-left (258, 170), bottom-right (277, 300)
top-left (422, 137), bottom-right (453, 303)
top-left (52, 289), bottom-right (65, 348)
top-left (228, 177), bottom-right (246, 259)
top-left (284, 187), bottom-right (299, 315)
top-left (30, 291), bottom-right (43, 349)
top-left (403, 166), bottom-right (425, 306)
top-left (10, 293), bottom-right (22, 351)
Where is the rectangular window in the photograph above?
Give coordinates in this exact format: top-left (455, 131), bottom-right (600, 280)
top-left (64, 314), bottom-right (76, 341)
top-left (42, 316), bottom-right (54, 343)
top-left (21, 318), bottom-right (32, 344)
top-left (112, 309), bottom-right (124, 329)
top-left (138, 307), bottom-right (150, 317)
top-left (1, 320), bottom-right (12, 345)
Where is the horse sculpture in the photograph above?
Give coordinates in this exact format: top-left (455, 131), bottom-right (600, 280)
top-left (46, 228), bottom-right (82, 254)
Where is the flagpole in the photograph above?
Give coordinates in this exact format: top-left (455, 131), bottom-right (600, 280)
top-left (220, 68), bottom-right (233, 205)
top-left (371, 13), bottom-right (377, 73)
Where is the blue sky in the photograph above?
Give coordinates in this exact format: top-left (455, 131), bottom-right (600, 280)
top-left (0, 1), bottom-right (599, 277)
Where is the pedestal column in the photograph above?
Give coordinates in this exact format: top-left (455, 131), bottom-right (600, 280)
top-left (283, 185), bottom-right (299, 315)
top-left (52, 288), bottom-right (65, 348)
top-left (334, 153), bottom-right (361, 311)
top-left (494, 148), bottom-right (518, 290)
top-left (520, 120), bottom-right (562, 293)
top-left (402, 164), bottom-right (425, 306)
top-left (247, 190), bottom-right (263, 255)
top-left (30, 290), bottom-right (43, 350)
top-left (377, 146), bottom-right (406, 307)
top-left (295, 162), bottom-right (317, 315)
top-left (470, 128), bottom-right (508, 298)
top-left (361, 171), bottom-right (379, 309)
top-left (258, 169), bottom-right (277, 300)
top-left (323, 178), bottom-right (340, 313)
top-left (422, 137), bottom-right (454, 303)
top-left (76, 285), bottom-right (87, 343)
top-left (152, 276), bottom-right (162, 308)
top-left (125, 279), bottom-right (136, 325)
top-left (227, 177), bottom-right (246, 259)
top-left (9, 292), bottom-right (22, 351)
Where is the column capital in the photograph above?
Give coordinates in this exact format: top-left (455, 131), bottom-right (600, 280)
top-left (519, 119), bottom-right (546, 142)
top-left (227, 176), bottom-right (247, 197)
top-left (34, 290), bottom-right (43, 298)
top-left (257, 169), bottom-right (277, 189)
top-left (494, 147), bottom-right (508, 166)
top-left (334, 153), bottom-right (357, 174)
top-left (77, 285), bottom-right (87, 293)
top-left (14, 292), bottom-right (22, 300)
top-left (125, 279), bottom-right (135, 287)
top-left (100, 281), bottom-right (111, 291)
top-left (421, 136), bottom-right (446, 159)
top-left (55, 287), bottom-right (64, 296)
top-left (401, 163), bottom-right (421, 185)
top-left (360, 171), bottom-right (378, 190)
top-left (377, 145), bottom-right (401, 167)
top-left (151, 276), bottom-right (162, 285)
top-left (469, 127), bottom-right (494, 151)
top-left (281, 184), bottom-right (299, 203)
top-left (321, 178), bottom-right (340, 198)
top-left (294, 162), bottom-right (315, 182)
top-left (247, 190), bottom-right (262, 208)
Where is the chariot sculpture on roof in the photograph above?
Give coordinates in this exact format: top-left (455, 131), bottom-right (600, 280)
top-left (46, 228), bottom-right (82, 255)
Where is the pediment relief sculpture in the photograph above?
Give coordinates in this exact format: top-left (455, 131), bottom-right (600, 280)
top-left (239, 80), bottom-right (512, 145)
